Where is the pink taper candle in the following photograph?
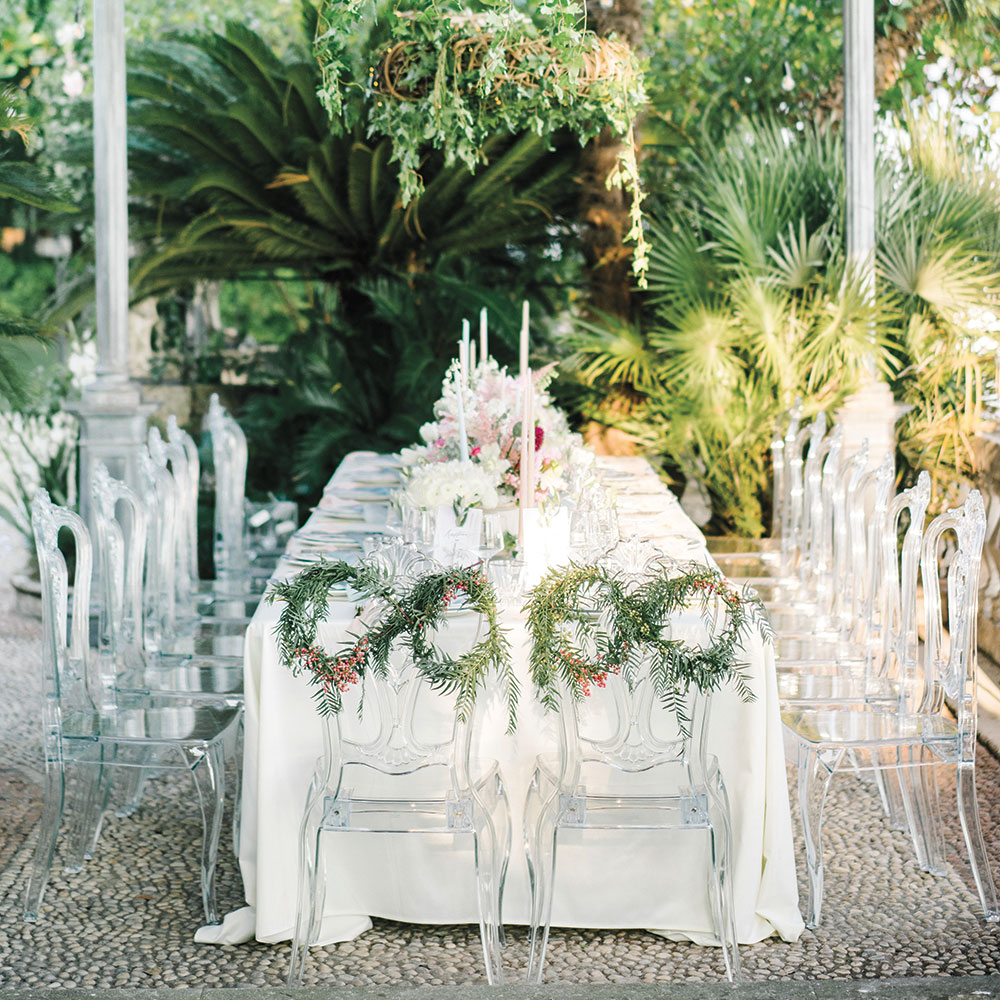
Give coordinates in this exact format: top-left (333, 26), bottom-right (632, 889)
top-left (456, 341), bottom-right (469, 463)
top-left (518, 309), bottom-right (530, 547)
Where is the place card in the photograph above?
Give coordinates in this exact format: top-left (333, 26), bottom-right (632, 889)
top-left (433, 505), bottom-right (484, 566)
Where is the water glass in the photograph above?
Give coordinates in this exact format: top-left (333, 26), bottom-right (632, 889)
top-left (486, 558), bottom-right (526, 607)
top-left (363, 502), bottom-right (390, 528)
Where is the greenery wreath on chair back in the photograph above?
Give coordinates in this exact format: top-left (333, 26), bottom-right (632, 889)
top-left (269, 559), bottom-right (518, 731)
top-left (525, 561), bottom-right (771, 731)
top-left (313, 0), bottom-right (649, 283)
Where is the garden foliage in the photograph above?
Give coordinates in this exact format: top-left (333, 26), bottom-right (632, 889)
top-left (572, 118), bottom-right (1000, 535)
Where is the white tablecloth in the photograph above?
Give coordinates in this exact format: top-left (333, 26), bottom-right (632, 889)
top-left (225, 454), bottom-right (804, 947)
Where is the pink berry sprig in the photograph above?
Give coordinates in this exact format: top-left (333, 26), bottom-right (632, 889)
top-left (294, 638), bottom-right (367, 694)
top-left (555, 645), bottom-right (624, 697)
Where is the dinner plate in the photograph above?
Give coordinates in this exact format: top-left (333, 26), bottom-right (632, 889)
top-left (618, 487), bottom-right (669, 498)
top-left (290, 533), bottom-right (364, 549)
top-left (315, 499), bottom-right (365, 519)
top-left (649, 533), bottom-right (704, 553)
top-left (326, 486), bottom-right (394, 502)
top-left (304, 521), bottom-right (380, 538)
top-left (349, 471), bottom-right (401, 487)
top-left (279, 552), bottom-right (360, 576)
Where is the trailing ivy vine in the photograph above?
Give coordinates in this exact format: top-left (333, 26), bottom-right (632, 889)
top-left (313, 0), bottom-right (649, 284)
top-left (268, 559), bottom-right (519, 731)
top-left (525, 561), bottom-right (771, 730)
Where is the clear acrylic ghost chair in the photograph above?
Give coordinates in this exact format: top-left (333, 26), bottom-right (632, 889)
top-left (781, 490), bottom-right (999, 927)
top-left (167, 414), bottom-right (267, 620)
top-left (762, 424), bottom-right (844, 633)
top-left (708, 398), bottom-right (802, 560)
top-left (597, 533), bottom-right (676, 582)
top-left (735, 412), bottom-right (834, 600)
top-left (92, 463), bottom-right (244, 844)
top-left (362, 536), bottom-right (437, 586)
top-left (168, 414), bottom-right (201, 588)
top-left (774, 454), bottom-right (890, 692)
top-left (205, 394), bottom-right (288, 582)
top-left (92, 462), bottom-right (244, 703)
top-left (769, 450), bottom-right (890, 664)
top-left (715, 413), bottom-right (826, 588)
top-left (205, 393), bottom-right (249, 578)
top-left (523, 564), bottom-right (742, 985)
top-left (151, 425), bottom-right (196, 623)
top-left (775, 450), bottom-right (893, 660)
top-left (138, 443), bottom-right (247, 661)
top-left (776, 469), bottom-right (930, 708)
top-left (163, 417), bottom-right (262, 620)
top-left (25, 489), bottom-right (241, 925)
top-left (286, 584), bottom-right (509, 986)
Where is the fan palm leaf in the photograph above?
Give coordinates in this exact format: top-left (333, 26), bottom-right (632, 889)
top-left (568, 313), bottom-right (656, 392)
top-left (644, 214), bottom-right (721, 312)
top-left (730, 277), bottom-right (798, 400)
top-left (879, 224), bottom-right (1000, 321)
top-left (766, 217), bottom-right (831, 290)
top-left (648, 307), bottom-right (743, 404)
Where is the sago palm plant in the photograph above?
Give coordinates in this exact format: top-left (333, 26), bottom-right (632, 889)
top-left (48, 6), bottom-right (584, 502)
top-left (48, 6), bottom-right (582, 316)
top-left (114, 7), bottom-right (582, 300)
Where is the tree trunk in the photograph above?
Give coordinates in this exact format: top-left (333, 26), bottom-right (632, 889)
top-left (579, 0), bottom-right (645, 319)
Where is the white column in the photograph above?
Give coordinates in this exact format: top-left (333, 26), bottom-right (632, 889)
top-left (838, 0), bottom-right (896, 464)
top-left (69, 0), bottom-right (154, 525)
top-left (844, 0), bottom-right (876, 291)
top-left (93, 0), bottom-right (130, 388)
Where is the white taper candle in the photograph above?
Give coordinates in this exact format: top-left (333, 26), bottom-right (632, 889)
top-left (461, 319), bottom-right (471, 392)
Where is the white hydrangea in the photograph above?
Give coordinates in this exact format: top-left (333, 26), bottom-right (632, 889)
top-left (403, 459), bottom-right (500, 513)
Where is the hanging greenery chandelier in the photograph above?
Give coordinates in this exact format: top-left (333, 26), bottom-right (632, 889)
top-left (313, 0), bottom-right (649, 284)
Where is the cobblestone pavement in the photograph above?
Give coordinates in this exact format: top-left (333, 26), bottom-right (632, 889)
top-left (1, 544), bottom-right (1000, 988)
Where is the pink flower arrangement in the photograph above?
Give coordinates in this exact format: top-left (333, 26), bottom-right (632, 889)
top-left (397, 358), bottom-right (579, 506)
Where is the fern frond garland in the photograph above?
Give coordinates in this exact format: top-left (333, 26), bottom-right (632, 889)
top-left (525, 562), bottom-right (770, 730)
top-left (268, 559), bottom-right (518, 731)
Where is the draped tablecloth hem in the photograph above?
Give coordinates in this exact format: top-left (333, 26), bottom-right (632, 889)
top-left (650, 911), bottom-right (801, 946)
top-left (196, 907), bottom-right (374, 947)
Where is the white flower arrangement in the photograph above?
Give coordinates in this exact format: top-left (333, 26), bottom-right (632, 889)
top-left (402, 459), bottom-right (501, 515)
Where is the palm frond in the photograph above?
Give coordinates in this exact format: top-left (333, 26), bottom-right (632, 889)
top-left (0, 159), bottom-right (78, 212)
top-left (567, 313), bottom-right (656, 392)
top-left (644, 214), bottom-right (720, 311)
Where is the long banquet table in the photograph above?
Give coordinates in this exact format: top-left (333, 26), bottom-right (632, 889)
top-left (220, 452), bottom-right (805, 949)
